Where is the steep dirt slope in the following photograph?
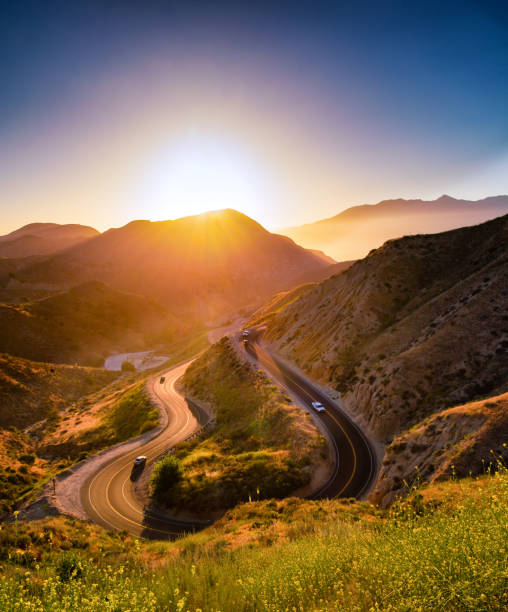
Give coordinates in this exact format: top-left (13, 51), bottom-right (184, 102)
top-left (282, 194), bottom-right (508, 260)
top-left (19, 209), bottom-right (331, 321)
top-left (264, 214), bottom-right (508, 442)
top-left (0, 281), bottom-right (180, 366)
top-left (371, 393), bottom-right (508, 507)
top-left (0, 223), bottom-right (98, 258)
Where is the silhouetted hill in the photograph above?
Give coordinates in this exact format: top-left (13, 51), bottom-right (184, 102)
top-left (263, 214), bottom-right (508, 445)
top-left (0, 281), bottom-right (180, 366)
top-left (20, 209), bottom-right (331, 321)
top-left (0, 223), bottom-right (99, 258)
top-left (282, 194), bottom-right (508, 260)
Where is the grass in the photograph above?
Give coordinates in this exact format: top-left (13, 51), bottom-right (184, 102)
top-left (0, 468), bottom-right (506, 610)
top-left (160, 337), bottom-right (326, 513)
top-left (104, 384), bottom-right (159, 439)
top-left (0, 353), bottom-right (118, 430)
top-left (0, 329), bottom-right (210, 517)
top-left (77, 379), bottom-right (168, 453)
top-left (71, 327), bottom-right (210, 454)
top-left (248, 283), bottom-right (315, 327)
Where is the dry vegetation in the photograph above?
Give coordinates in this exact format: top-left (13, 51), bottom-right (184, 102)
top-left (248, 283), bottom-right (316, 327)
top-left (0, 353), bottom-right (117, 430)
top-left (0, 353), bottom-right (118, 516)
top-left (262, 215), bottom-right (508, 493)
top-left (0, 330), bottom-right (209, 517)
top-left (372, 392), bottom-right (508, 506)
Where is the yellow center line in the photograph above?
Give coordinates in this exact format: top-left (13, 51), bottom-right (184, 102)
top-left (256, 345), bottom-right (357, 498)
top-left (88, 366), bottom-right (197, 537)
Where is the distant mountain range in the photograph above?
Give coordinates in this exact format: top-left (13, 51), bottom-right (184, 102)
top-left (14, 209), bottom-right (333, 322)
top-left (281, 195), bottom-right (508, 261)
top-left (0, 223), bottom-right (98, 258)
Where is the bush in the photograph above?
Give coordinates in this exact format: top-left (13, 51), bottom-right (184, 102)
top-left (19, 454), bottom-right (36, 465)
top-left (150, 455), bottom-right (183, 502)
top-left (121, 360), bottom-right (136, 372)
top-left (56, 554), bottom-right (83, 582)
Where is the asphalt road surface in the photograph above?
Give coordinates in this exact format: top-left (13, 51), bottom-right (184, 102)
top-left (243, 329), bottom-right (377, 499)
top-left (81, 360), bottom-right (210, 539)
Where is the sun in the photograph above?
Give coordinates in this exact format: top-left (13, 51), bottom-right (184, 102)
top-left (129, 133), bottom-right (275, 224)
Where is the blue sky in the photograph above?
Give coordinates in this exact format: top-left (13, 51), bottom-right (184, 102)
top-left (1, 0), bottom-right (507, 232)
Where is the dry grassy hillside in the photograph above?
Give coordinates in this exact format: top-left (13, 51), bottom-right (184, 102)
top-left (18, 209), bottom-right (331, 321)
top-left (264, 214), bottom-right (508, 444)
top-left (249, 283), bottom-right (316, 327)
top-left (371, 393), bottom-right (508, 507)
top-left (0, 353), bottom-right (117, 430)
top-left (0, 281), bottom-right (181, 366)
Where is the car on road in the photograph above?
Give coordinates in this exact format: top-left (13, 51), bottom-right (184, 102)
top-left (311, 401), bottom-right (325, 412)
top-left (160, 376), bottom-right (165, 384)
top-left (133, 456), bottom-right (147, 468)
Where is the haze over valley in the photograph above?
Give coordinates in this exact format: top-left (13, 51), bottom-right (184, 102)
top-left (282, 194), bottom-right (508, 261)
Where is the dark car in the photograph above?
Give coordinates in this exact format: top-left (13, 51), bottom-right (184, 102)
top-left (133, 456), bottom-right (147, 468)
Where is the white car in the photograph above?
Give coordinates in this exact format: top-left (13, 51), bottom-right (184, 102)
top-left (133, 456), bottom-right (147, 467)
top-left (311, 401), bottom-right (325, 412)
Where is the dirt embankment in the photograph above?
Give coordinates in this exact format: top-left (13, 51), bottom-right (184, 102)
top-left (370, 393), bottom-right (508, 507)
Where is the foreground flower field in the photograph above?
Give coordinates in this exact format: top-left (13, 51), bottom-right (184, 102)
top-left (1, 467), bottom-right (507, 611)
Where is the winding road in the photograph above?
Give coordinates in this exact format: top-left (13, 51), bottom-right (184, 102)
top-left (243, 329), bottom-right (376, 500)
top-left (79, 331), bottom-right (376, 539)
top-left (81, 360), bottom-right (210, 539)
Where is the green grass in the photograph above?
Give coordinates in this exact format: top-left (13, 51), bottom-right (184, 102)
top-left (83, 384), bottom-right (159, 449)
top-left (0, 469), bottom-right (506, 610)
top-left (161, 337), bottom-right (324, 512)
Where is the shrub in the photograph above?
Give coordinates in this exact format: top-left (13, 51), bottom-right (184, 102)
top-left (19, 454), bottom-right (36, 465)
top-left (121, 360), bottom-right (136, 372)
top-left (150, 455), bottom-right (183, 502)
top-left (56, 554), bottom-right (84, 582)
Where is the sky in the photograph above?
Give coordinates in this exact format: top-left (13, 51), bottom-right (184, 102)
top-left (1, 0), bottom-right (508, 234)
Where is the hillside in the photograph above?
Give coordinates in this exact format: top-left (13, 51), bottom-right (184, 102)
top-left (0, 255), bottom-right (59, 303)
top-left (0, 223), bottom-right (98, 258)
top-left (0, 353), bottom-right (117, 430)
top-left (263, 215), bottom-right (508, 449)
top-left (0, 281), bottom-right (181, 366)
top-left (18, 209), bottom-right (332, 321)
top-left (1, 470), bottom-right (506, 610)
top-left (282, 194), bottom-right (508, 260)
top-left (0, 353), bottom-right (118, 515)
top-left (372, 393), bottom-right (508, 507)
